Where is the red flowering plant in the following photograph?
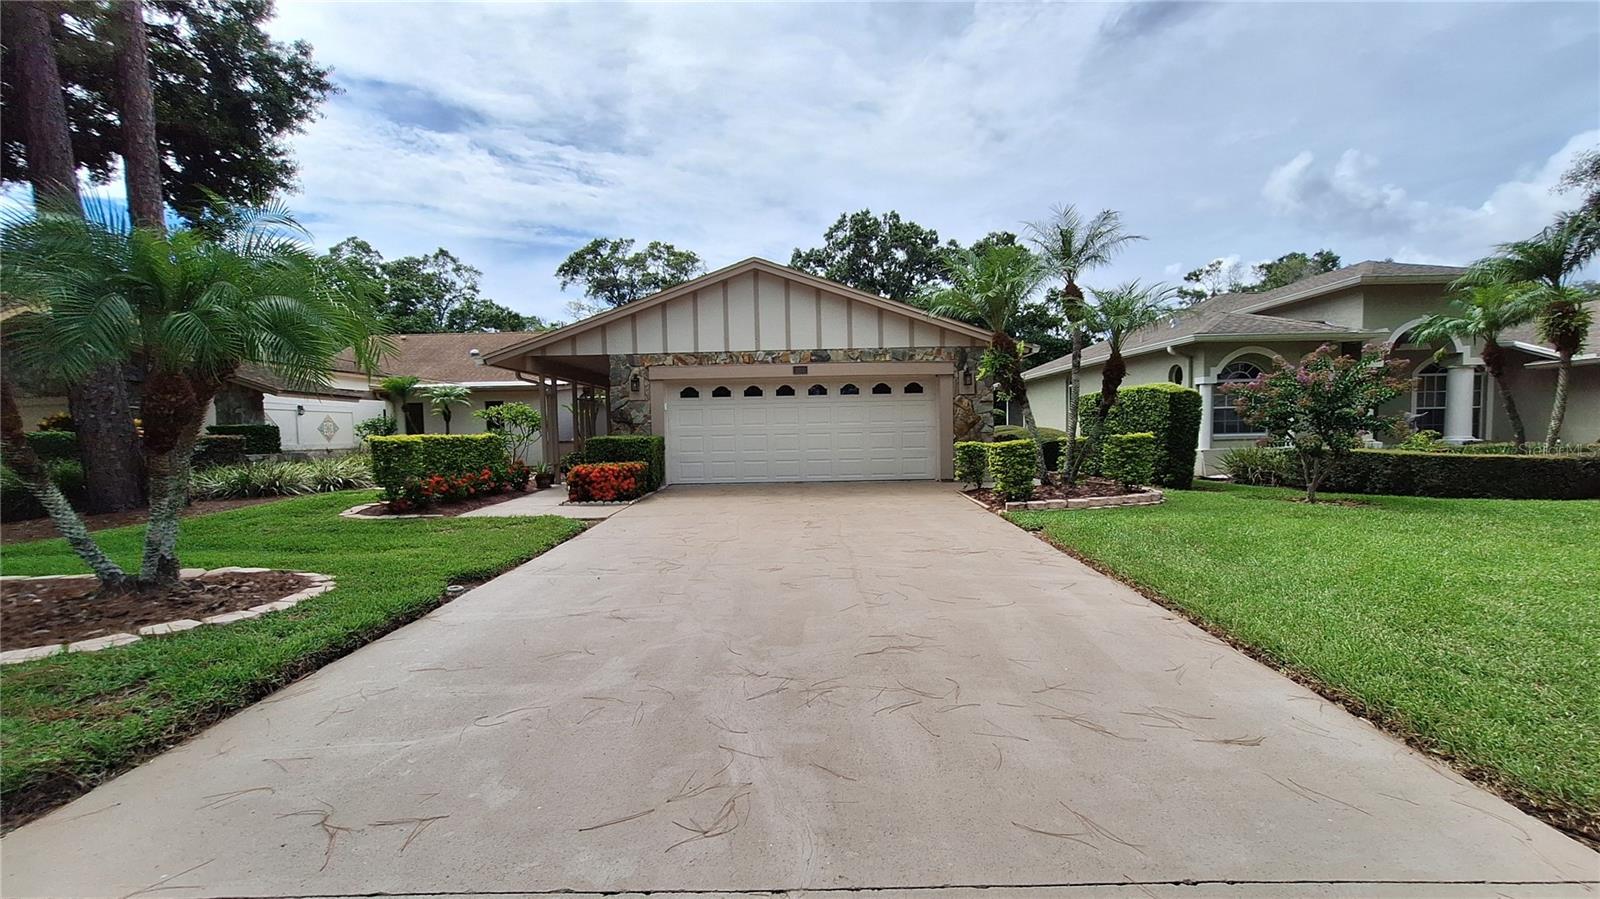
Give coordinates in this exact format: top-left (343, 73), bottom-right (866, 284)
top-left (380, 461), bottom-right (533, 511)
top-left (567, 461), bottom-right (647, 502)
top-left (1220, 343), bottom-right (1410, 502)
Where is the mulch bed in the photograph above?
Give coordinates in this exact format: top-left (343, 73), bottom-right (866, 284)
top-left (965, 478), bottom-right (1136, 510)
top-left (1, 496), bottom-right (290, 546)
top-left (353, 488), bottom-right (543, 518)
top-left (0, 570), bottom-right (314, 649)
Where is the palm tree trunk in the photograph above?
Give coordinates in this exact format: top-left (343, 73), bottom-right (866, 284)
top-left (1480, 340), bottom-right (1525, 450)
top-left (1019, 391), bottom-right (1046, 480)
top-left (1063, 327), bottom-right (1085, 482)
top-left (3, 381), bottom-right (129, 588)
top-left (1544, 351), bottom-right (1571, 452)
top-left (136, 371), bottom-right (220, 585)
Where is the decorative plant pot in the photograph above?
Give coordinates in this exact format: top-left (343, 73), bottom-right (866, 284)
top-left (534, 473), bottom-right (555, 489)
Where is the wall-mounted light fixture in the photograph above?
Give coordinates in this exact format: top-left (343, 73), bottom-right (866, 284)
top-left (629, 373), bottom-right (641, 395)
top-left (963, 369), bottom-right (973, 387)
top-left (296, 404), bottom-right (305, 416)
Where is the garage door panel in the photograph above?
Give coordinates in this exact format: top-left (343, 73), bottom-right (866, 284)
top-left (666, 385), bottom-right (937, 484)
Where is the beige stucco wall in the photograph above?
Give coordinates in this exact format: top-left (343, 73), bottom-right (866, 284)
top-left (1494, 360), bottom-right (1600, 446)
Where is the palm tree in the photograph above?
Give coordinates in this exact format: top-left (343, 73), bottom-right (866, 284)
top-left (918, 245), bottom-right (1051, 477)
top-left (379, 375), bottom-right (421, 430)
top-left (1464, 212), bottom-right (1600, 450)
top-left (1410, 282), bottom-right (1536, 449)
top-left (1080, 281), bottom-right (1178, 427)
top-left (2, 202), bottom-right (386, 588)
top-left (1026, 206), bottom-right (1144, 481)
top-left (423, 384), bottom-right (472, 434)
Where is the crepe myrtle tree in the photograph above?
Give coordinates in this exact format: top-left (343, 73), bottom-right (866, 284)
top-left (474, 401), bottom-right (542, 462)
top-left (0, 200), bottom-right (386, 589)
top-left (422, 384), bottom-right (472, 434)
top-left (1222, 344), bottom-right (1410, 503)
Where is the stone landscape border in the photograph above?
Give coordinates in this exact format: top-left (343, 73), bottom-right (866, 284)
top-left (0, 568), bottom-right (335, 665)
top-left (960, 487), bottom-right (1165, 513)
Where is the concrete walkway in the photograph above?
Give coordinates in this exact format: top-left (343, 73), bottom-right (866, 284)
top-left (456, 484), bottom-right (633, 519)
top-left (2, 483), bottom-right (1594, 898)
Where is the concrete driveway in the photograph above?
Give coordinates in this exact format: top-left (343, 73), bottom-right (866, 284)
top-left (3, 483), bottom-right (1595, 898)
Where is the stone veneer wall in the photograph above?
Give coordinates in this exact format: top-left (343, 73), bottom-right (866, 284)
top-left (607, 347), bottom-right (995, 442)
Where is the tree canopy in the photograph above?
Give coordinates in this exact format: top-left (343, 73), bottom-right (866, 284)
top-left (1179, 250), bottom-right (1342, 303)
top-left (790, 209), bottom-right (961, 300)
top-left (555, 237), bottom-right (705, 308)
top-left (1, 0), bottom-right (335, 223)
top-left (329, 237), bottom-right (543, 333)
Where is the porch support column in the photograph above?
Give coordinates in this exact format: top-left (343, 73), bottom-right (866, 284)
top-left (1195, 378), bottom-right (1216, 476)
top-left (541, 379), bottom-right (561, 469)
top-left (1442, 364), bottom-right (1478, 444)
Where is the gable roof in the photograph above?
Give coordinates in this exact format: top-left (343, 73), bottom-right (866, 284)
top-left (333, 331), bottom-right (546, 384)
top-left (1023, 260), bottom-right (1463, 380)
top-left (482, 257), bottom-right (991, 363)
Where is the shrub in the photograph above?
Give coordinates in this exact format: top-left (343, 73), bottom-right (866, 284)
top-left (24, 429), bottom-right (78, 460)
top-left (190, 461), bottom-right (312, 499)
top-left (987, 439), bottom-right (1037, 501)
top-left (1077, 383), bottom-right (1201, 488)
top-left (303, 455), bottom-right (377, 493)
top-left (386, 463), bottom-right (528, 511)
top-left (954, 441), bottom-right (988, 487)
top-left (583, 435), bottom-right (665, 491)
top-left (36, 411), bottom-right (74, 431)
top-left (205, 423), bottom-right (281, 454)
top-left (558, 450), bottom-right (586, 475)
top-left (1397, 429), bottom-right (1444, 451)
top-left (474, 403), bottom-right (543, 462)
top-left (1, 459), bottom-right (85, 521)
top-left (1102, 432), bottom-right (1157, 488)
top-left (1219, 446), bottom-right (1296, 486)
top-left (567, 461), bottom-right (648, 502)
top-left (1320, 450), bottom-right (1600, 500)
top-left (354, 415), bottom-right (398, 442)
top-left (995, 425), bottom-right (1067, 471)
top-left (368, 433), bottom-right (507, 497)
top-left (1431, 441), bottom-right (1600, 456)
top-left (192, 434), bottom-right (247, 469)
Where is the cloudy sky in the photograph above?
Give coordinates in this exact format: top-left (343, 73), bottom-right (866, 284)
top-left (265, 1), bottom-right (1599, 321)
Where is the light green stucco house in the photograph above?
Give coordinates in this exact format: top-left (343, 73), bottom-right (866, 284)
top-left (1021, 261), bottom-right (1600, 474)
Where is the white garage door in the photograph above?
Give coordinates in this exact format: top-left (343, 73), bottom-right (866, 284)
top-left (665, 380), bottom-right (938, 484)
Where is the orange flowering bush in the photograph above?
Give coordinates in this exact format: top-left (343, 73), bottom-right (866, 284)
top-left (567, 461), bottom-right (647, 502)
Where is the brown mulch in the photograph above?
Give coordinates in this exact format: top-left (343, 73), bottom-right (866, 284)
top-left (0, 570), bottom-right (314, 649)
top-left (965, 477), bottom-right (1138, 510)
top-left (353, 487), bottom-right (545, 518)
top-left (0, 496), bottom-right (290, 546)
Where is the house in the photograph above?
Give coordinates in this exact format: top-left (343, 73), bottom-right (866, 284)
top-left (482, 257), bottom-right (995, 484)
top-left (13, 332), bottom-right (600, 462)
top-left (1022, 261), bottom-right (1600, 474)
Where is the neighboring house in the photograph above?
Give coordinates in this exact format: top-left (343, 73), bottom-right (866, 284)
top-left (483, 257), bottom-right (995, 484)
top-left (1023, 261), bottom-right (1600, 474)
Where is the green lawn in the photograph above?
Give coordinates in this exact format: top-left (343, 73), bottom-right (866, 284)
top-left (0, 491), bottom-right (584, 827)
top-left (1009, 483), bottom-right (1600, 838)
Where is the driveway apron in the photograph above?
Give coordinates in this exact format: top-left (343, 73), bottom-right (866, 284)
top-left (2, 483), bottom-right (1594, 897)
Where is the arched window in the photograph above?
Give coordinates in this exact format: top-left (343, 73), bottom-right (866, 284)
top-left (840, 383), bottom-right (860, 395)
top-left (1412, 363), bottom-right (1447, 433)
top-left (904, 382), bottom-right (924, 394)
top-left (678, 386), bottom-right (699, 399)
top-left (1168, 364), bottom-right (1184, 385)
top-left (776, 384), bottom-right (795, 397)
top-left (808, 384), bottom-right (828, 396)
top-left (1212, 360), bottom-right (1264, 435)
top-left (711, 385), bottom-right (732, 398)
top-left (743, 385), bottom-right (763, 397)
top-left (871, 382), bottom-right (892, 395)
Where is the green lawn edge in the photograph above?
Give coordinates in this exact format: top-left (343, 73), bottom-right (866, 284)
top-left (1007, 482), bottom-right (1600, 842)
top-left (0, 490), bottom-right (586, 830)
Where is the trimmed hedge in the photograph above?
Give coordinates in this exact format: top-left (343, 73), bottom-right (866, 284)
top-left (1102, 432), bottom-right (1158, 488)
top-left (568, 461), bottom-right (649, 502)
top-left (995, 425), bottom-right (1067, 471)
top-left (1078, 383), bottom-right (1201, 488)
top-left (583, 435), bottom-right (665, 491)
top-left (368, 433), bottom-right (507, 496)
top-left (1321, 449), bottom-right (1600, 500)
top-left (24, 430), bottom-right (78, 460)
top-left (192, 434), bottom-right (248, 469)
top-left (205, 423), bottom-right (281, 454)
top-left (954, 441), bottom-right (988, 487)
top-left (988, 439), bottom-right (1037, 501)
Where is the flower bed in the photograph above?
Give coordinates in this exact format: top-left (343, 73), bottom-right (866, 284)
top-left (567, 461), bottom-right (648, 503)
top-left (381, 461), bottom-right (531, 513)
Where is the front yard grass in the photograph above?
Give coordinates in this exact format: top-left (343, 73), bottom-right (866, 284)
top-left (1009, 482), bottom-right (1600, 840)
top-left (0, 490), bottom-right (584, 828)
